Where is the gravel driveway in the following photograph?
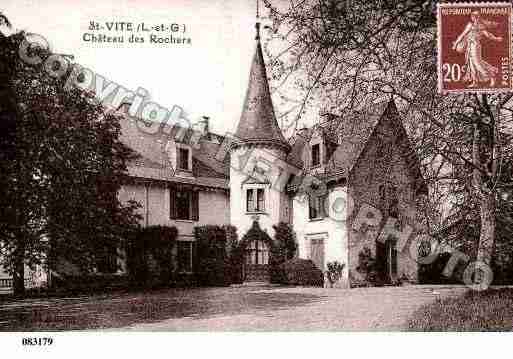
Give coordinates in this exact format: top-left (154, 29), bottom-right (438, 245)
top-left (0, 285), bottom-right (468, 331)
top-left (123, 285), bottom-right (468, 331)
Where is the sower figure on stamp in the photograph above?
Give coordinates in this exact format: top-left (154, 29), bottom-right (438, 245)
top-left (452, 11), bottom-right (503, 88)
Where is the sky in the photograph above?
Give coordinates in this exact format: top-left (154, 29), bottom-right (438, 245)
top-left (2, 0), bottom-right (271, 135)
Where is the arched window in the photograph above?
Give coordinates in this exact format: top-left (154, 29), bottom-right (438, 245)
top-left (245, 240), bottom-right (269, 265)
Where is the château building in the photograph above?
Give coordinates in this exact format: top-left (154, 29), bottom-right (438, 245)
top-left (0, 21), bottom-right (427, 291)
top-left (115, 21), bottom-right (428, 287)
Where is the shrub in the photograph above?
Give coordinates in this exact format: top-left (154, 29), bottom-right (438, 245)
top-left (356, 247), bottom-right (382, 286)
top-left (223, 225), bottom-right (242, 284)
top-left (326, 261), bottom-right (345, 288)
top-left (194, 225), bottom-right (230, 286)
top-left (48, 273), bottom-right (130, 294)
top-left (127, 225), bottom-right (178, 288)
top-left (271, 222), bottom-right (297, 263)
top-left (491, 239), bottom-right (513, 285)
top-left (226, 221), bottom-right (299, 284)
top-left (418, 252), bottom-right (462, 285)
top-left (230, 221), bottom-right (275, 283)
top-left (270, 222), bottom-right (298, 283)
top-left (277, 258), bottom-right (324, 287)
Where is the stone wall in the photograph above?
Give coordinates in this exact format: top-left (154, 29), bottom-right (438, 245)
top-left (347, 117), bottom-right (421, 285)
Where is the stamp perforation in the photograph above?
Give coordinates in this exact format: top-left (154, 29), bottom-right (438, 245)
top-left (437, 1), bottom-right (513, 94)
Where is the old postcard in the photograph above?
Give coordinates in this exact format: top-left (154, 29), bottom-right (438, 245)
top-left (0, 0), bottom-right (512, 357)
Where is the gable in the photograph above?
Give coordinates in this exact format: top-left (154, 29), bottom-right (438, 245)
top-left (286, 100), bottom-right (427, 195)
top-left (349, 102), bottom-right (427, 195)
top-left (326, 101), bottom-right (388, 176)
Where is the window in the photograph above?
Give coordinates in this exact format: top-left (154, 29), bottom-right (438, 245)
top-left (309, 194), bottom-right (326, 220)
top-left (170, 188), bottom-right (199, 221)
top-left (257, 188), bottom-right (265, 211)
top-left (178, 147), bottom-right (190, 171)
top-left (389, 186), bottom-right (399, 219)
top-left (247, 189), bottom-right (254, 212)
top-left (246, 188), bottom-right (265, 212)
top-left (176, 190), bottom-right (191, 220)
top-left (379, 184), bottom-right (386, 205)
top-left (379, 184), bottom-right (399, 219)
top-left (311, 143), bottom-right (320, 167)
top-left (245, 240), bottom-right (269, 265)
top-left (97, 245), bottom-right (118, 273)
top-left (177, 241), bottom-right (193, 272)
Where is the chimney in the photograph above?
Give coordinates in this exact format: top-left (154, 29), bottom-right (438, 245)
top-left (296, 125), bottom-right (309, 138)
top-left (199, 116), bottom-right (209, 135)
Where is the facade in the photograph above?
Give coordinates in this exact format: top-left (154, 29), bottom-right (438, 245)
top-left (0, 21), bottom-right (426, 292)
top-left (289, 103), bottom-right (427, 287)
top-left (107, 110), bottom-right (230, 277)
top-left (114, 22), bottom-right (428, 287)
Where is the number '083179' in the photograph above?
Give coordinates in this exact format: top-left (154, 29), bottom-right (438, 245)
top-left (22, 337), bottom-right (54, 346)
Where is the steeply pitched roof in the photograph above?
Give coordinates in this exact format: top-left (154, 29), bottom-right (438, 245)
top-left (127, 164), bottom-right (229, 189)
top-left (286, 100), bottom-right (428, 194)
top-left (286, 129), bottom-right (311, 169)
top-left (234, 36), bottom-right (290, 152)
top-left (118, 113), bottom-right (229, 189)
top-left (326, 101), bottom-right (389, 174)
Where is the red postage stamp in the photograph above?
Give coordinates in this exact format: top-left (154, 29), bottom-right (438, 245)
top-left (438, 2), bottom-right (512, 93)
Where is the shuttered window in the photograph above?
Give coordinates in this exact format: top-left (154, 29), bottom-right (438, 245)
top-left (170, 187), bottom-right (199, 221)
top-left (247, 189), bottom-right (255, 212)
top-left (246, 188), bottom-right (265, 212)
top-left (308, 194), bottom-right (326, 220)
top-left (177, 147), bottom-right (190, 171)
top-left (256, 188), bottom-right (264, 211)
top-left (191, 191), bottom-right (199, 221)
top-left (311, 143), bottom-right (320, 167)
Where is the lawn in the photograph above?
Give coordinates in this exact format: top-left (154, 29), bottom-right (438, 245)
top-left (0, 286), bottom-right (324, 331)
top-left (408, 288), bottom-right (513, 331)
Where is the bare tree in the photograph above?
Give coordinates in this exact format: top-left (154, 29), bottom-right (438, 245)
top-left (263, 0), bottom-right (513, 279)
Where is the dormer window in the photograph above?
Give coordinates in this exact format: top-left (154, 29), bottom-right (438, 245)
top-left (309, 194), bottom-right (327, 220)
top-left (178, 147), bottom-right (190, 171)
top-left (311, 143), bottom-right (320, 167)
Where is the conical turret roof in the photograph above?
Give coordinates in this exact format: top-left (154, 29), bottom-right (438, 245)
top-left (234, 24), bottom-right (290, 152)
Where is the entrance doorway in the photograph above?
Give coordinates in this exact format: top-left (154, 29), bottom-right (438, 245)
top-left (244, 239), bottom-right (270, 282)
top-left (376, 240), bottom-right (397, 284)
top-left (310, 238), bottom-right (325, 271)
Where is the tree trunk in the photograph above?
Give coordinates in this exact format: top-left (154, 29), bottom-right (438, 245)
top-left (476, 193), bottom-right (496, 266)
top-left (472, 118), bottom-right (496, 286)
top-left (12, 249), bottom-right (25, 297)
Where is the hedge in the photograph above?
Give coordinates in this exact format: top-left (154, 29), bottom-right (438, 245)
top-left (126, 225), bottom-right (178, 288)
